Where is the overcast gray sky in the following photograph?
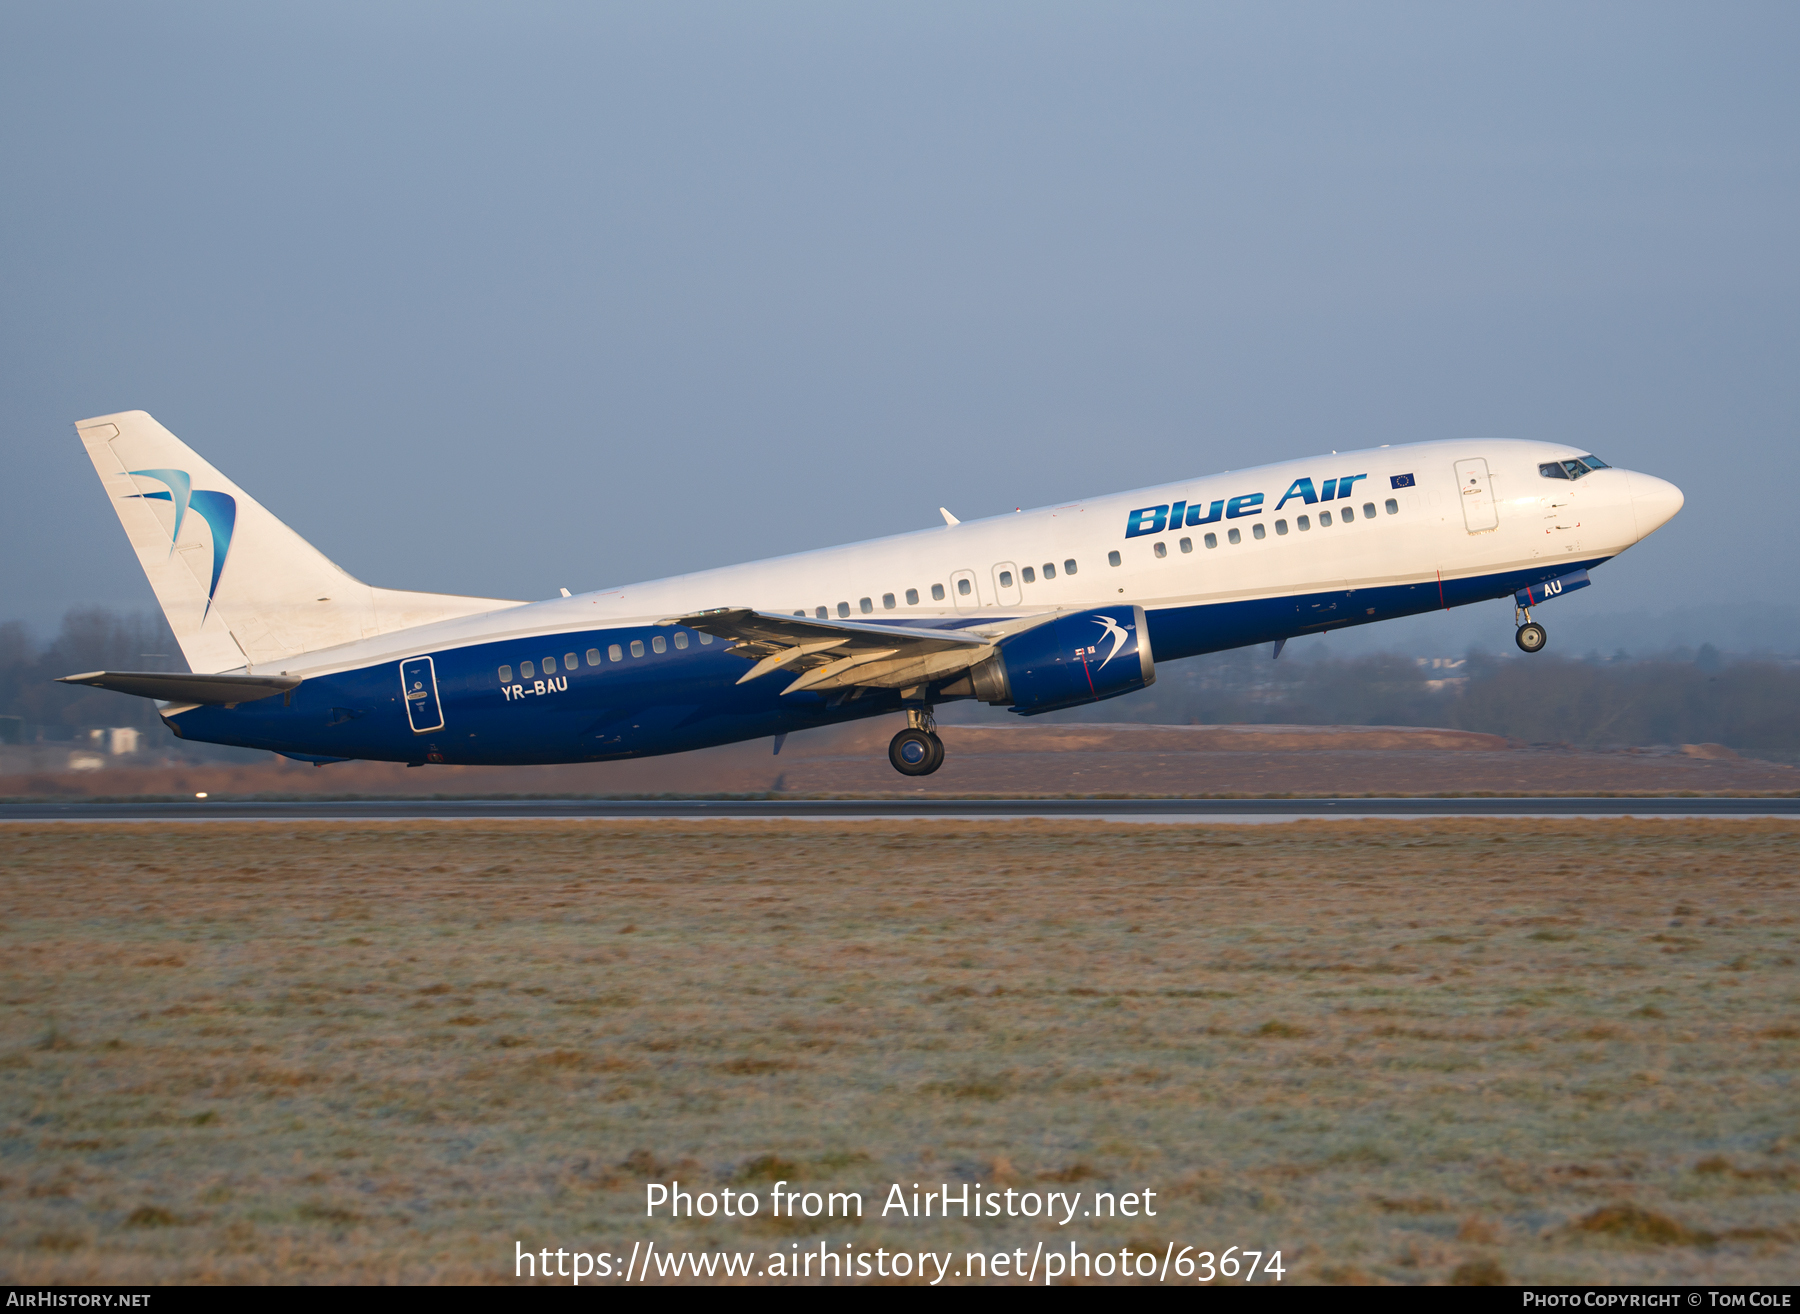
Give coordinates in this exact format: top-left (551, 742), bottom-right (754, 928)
top-left (4, 3), bottom-right (1796, 648)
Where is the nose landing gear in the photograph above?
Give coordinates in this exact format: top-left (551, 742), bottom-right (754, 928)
top-left (1515, 603), bottom-right (1547, 654)
top-left (889, 708), bottom-right (945, 776)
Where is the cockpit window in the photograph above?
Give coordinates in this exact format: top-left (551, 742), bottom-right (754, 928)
top-left (1539, 455), bottom-right (1611, 481)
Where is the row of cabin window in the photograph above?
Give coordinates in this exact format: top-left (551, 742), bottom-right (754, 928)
top-left (497, 631), bottom-right (715, 681)
top-left (998, 560), bottom-right (1077, 589)
top-left (793, 559), bottom-right (1083, 618)
top-left (1104, 499), bottom-right (1402, 564)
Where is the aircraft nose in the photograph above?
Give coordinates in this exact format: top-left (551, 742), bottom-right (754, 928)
top-left (1627, 472), bottom-right (1684, 538)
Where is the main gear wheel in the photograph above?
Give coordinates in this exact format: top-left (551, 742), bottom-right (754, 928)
top-left (889, 727), bottom-right (945, 776)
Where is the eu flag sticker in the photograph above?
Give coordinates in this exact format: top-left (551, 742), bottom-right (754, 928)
top-left (1390, 473), bottom-right (1415, 488)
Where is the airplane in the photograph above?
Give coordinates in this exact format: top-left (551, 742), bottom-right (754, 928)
top-left (60, 410), bottom-right (1682, 776)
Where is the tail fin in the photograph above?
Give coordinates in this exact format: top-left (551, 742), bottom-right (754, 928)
top-left (76, 410), bottom-right (523, 673)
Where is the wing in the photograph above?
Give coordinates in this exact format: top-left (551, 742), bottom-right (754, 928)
top-left (659, 607), bottom-right (1025, 698)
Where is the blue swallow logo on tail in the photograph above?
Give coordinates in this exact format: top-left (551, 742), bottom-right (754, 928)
top-left (124, 468), bottom-right (236, 618)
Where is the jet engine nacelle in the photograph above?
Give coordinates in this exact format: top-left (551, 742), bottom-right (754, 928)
top-left (968, 605), bottom-right (1156, 715)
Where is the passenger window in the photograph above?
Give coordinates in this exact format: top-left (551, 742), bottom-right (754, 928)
top-left (883, 592), bottom-right (896, 609)
top-left (1298, 515), bottom-right (1311, 531)
top-left (1340, 506), bottom-right (1354, 523)
top-left (651, 635), bottom-right (666, 654)
top-left (521, 660), bottom-right (535, 678)
top-left (1064, 559), bottom-right (1078, 575)
top-left (630, 640), bottom-right (645, 658)
top-left (608, 645), bottom-right (622, 662)
top-left (564, 652), bottom-right (578, 670)
top-left (1152, 543), bottom-right (1166, 559)
top-left (906, 588), bottom-right (920, 605)
top-left (956, 579), bottom-right (971, 597)
top-left (1021, 567), bottom-right (1035, 583)
top-left (794, 610), bottom-right (805, 616)
top-left (543, 655), bottom-right (556, 673)
top-left (1252, 523), bottom-right (1266, 540)
top-left (837, 602), bottom-right (850, 617)
top-left (1107, 550), bottom-right (1122, 567)
top-left (498, 665), bottom-right (512, 683)
top-left (1227, 527), bottom-right (1241, 545)
top-left (1539, 462), bottom-right (1571, 479)
top-left (1043, 562), bottom-right (1056, 579)
top-left (1385, 498), bottom-right (1398, 515)
top-left (1320, 510), bottom-right (1333, 526)
top-left (932, 583), bottom-right (945, 601)
top-left (999, 570), bottom-right (1014, 587)
top-left (816, 606), bottom-right (828, 618)
top-left (673, 632), bottom-right (688, 649)
top-left (699, 633), bottom-right (713, 645)
top-left (860, 597), bottom-right (873, 614)
top-left (586, 649), bottom-right (600, 666)
top-left (1203, 532), bottom-right (1218, 549)
top-left (1362, 502), bottom-right (1376, 519)
top-left (1179, 537), bottom-right (1192, 553)
top-left (1275, 520), bottom-right (1288, 536)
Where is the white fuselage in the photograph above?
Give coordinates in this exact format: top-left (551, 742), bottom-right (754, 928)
top-left (262, 436), bottom-right (1680, 679)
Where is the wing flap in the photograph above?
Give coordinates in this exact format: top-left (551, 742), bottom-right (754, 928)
top-left (733, 638), bottom-right (849, 685)
top-left (660, 607), bottom-right (1006, 695)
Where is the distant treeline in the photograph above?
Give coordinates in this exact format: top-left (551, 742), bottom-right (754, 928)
top-left (1032, 643), bottom-right (1800, 760)
top-left (5, 609), bottom-right (1800, 761)
top-left (0, 610), bottom-right (176, 741)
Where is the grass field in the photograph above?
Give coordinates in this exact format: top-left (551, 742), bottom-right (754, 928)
top-left (2, 819), bottom-right (1796, 1285)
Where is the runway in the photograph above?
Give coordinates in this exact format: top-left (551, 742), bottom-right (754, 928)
top-left (4, 796), bottom-right (1799, 822)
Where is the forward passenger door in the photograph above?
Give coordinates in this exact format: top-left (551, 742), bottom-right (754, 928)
top-left (949, 568), bottom-right (982, 611)
top-left (1453, 458), bottom-right (1499, 533)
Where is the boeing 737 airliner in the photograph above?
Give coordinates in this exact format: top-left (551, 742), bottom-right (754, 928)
top-left (62, 411), bottom-right (1682, 776)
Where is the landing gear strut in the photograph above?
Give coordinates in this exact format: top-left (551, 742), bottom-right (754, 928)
top-left (889, 708), bottom-right (945, 776)
top-left (1515, 604), bottom-right (1547, 654)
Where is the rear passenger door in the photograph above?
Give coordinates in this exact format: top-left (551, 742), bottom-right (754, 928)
top-left (400, 656), bottom-right (444, 732)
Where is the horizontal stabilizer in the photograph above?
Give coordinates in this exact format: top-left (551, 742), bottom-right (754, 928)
top-left (57, 670), bottom-right (301, 706)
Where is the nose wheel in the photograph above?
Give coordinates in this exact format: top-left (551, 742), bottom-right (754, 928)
top-left (889, 709), bottom-right (945, 776)
top-left (1515, 604), bottom-right (1548, 654)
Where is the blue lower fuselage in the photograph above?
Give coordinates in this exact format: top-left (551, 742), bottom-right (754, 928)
top-left (169, 558), bottom-right (1606, 766)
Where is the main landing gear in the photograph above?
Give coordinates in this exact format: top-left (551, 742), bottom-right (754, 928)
top-left (1515, 604), bottom-right (1548, 654)
top-left (889, 708), bottom-right (945, 776)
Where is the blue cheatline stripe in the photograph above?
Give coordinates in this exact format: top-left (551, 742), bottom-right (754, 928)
top-left (1144, 556), bottom-right (1611, 661)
